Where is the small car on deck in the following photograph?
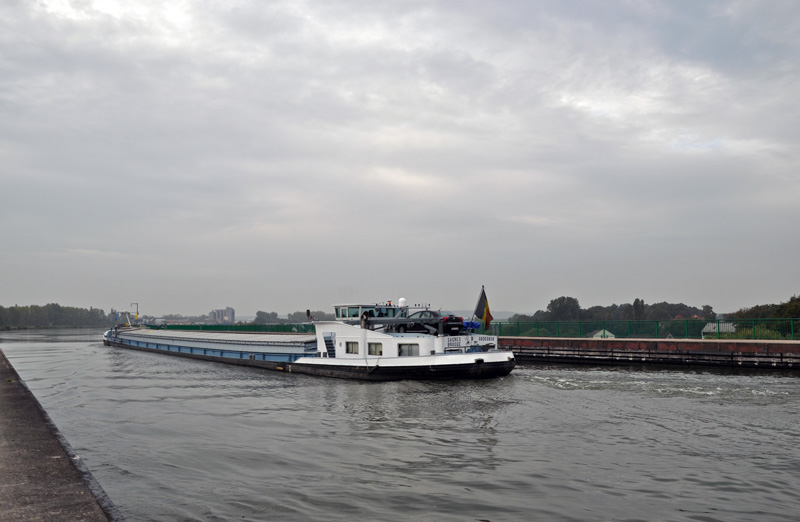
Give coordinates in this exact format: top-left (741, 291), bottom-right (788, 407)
top-left (395, 310), bottom-right (464, 335)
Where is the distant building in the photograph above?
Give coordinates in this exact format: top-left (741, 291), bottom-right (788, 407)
top-left (209, 307), bottom-right (235, 324)
top-left (701, 322), bottom-right (736, 339)
top-left (586, 329), bottom-right (615, 339)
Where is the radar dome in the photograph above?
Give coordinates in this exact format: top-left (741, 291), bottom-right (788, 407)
top-left (397, 298), bottom-right (407, 307)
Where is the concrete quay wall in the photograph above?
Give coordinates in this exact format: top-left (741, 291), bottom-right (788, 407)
top-left (0, 349), bottom-right (119, 521)
top-left (501, 337), bottom-right (800, 370)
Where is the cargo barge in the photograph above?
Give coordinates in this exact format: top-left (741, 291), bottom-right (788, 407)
top-left (104, 300), bottom-right (515, 381)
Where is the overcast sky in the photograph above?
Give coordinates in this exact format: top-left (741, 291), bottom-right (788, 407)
top-left (1, 0), bottom-right (798, 318)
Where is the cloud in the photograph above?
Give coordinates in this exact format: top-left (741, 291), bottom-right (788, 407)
top-left (1, 0), bottom-right (798, 316)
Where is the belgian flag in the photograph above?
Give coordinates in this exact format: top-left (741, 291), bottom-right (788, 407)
top-left (474, 286), bottom-right (494, 329)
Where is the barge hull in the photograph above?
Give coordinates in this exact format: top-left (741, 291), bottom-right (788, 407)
top-left (105, 339), bottom-right (515, 381)
top-left (289, 360), bottom-right (515, 381)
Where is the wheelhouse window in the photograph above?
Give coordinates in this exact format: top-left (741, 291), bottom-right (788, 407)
top-left (398, 343), bottom-right (419, 357)
top-left (375, 307), bottom-right (399, 318)
top-left (346, 341), bottom-right (359, 354)
top-left (368, 342), bottom-right (382, 356)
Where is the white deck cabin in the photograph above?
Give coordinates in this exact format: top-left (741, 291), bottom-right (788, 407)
top-left (314, 322), bottom-right (497, 360)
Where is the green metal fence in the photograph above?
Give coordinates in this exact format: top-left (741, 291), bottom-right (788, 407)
top-left (153, 323), bottom-right (316, 334)
top-left (488, 318), bottom-right (799, 340)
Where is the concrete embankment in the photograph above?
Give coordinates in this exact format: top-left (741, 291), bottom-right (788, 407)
top-left (501, 337), bottom-right (800, 370)
top-left (0, 349), bottom-right (119, 521)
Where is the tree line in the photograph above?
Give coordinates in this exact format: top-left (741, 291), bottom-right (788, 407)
top-left (508, 294), bottom-right (799, 323)
top-left (508, 296), bottom-right (715, 323)
top-left (2, 295), bottom-right (797, 329)
top-left (0, 305), bottom-right (335, 328)
top-left (0, 304), bottom-right (111, 328)
top-left (729, 295), bottom-right (800, 320)
top-left (252, 310), bottom-right (334, 324)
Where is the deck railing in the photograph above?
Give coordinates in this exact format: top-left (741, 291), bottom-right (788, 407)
top-left (487, 318), bottom-right (800, 341)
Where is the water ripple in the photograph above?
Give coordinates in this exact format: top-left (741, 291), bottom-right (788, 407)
top-left (2, 331), bottom-right (799, 521)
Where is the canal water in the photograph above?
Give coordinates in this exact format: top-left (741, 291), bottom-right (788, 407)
top-left (2, 329), bottom-right (799, 521)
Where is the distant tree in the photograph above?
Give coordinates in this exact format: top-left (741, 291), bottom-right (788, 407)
top-left (546, 296), bottom-right (581, 321)
top-left (780, 296), bottom-right (800, 318)
top-left (731, 304), bottom-right (776, 319)
top-left (508, 313), bottom-right (537, 322)
top-left (286, 310), bottom-right (334, 322)
top-left (0, 304), bottom-right (110, 328)
top-left (646, 302), bottom-right (704, 321)
top-left (702, 305), bottom-right (716, 320)
top-left (732, 295), bottom-right (800, 319)
top-left (286, 311), bottom-right (307, 322)
top-left (617, 303), bottom-right (633, 320)
top-left (158, 313), bottom-right (206, 323)
top-left (633, 298), bottom-right (645, 321)
top-left (532, 309), bottom-right (548, 321)
top-left (253, 311), bottom-right (281, 324)
top-left (582, 306), bottom-right (607, 321)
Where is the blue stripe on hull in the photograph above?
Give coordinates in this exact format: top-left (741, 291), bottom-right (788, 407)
top-left (106, 338), bottom-right (310, 363)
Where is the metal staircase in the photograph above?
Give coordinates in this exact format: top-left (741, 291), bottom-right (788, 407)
top-left (323, 334), bottom-right (335, 358)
